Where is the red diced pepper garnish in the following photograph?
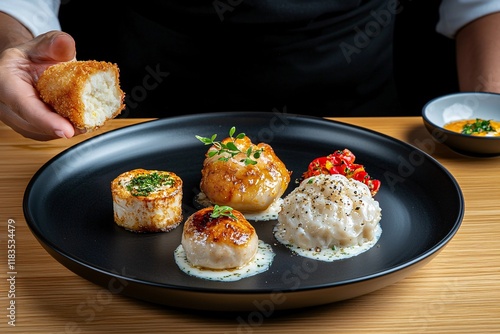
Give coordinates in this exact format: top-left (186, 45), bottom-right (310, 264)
top-left (301, 148), bottom-right (380, 196)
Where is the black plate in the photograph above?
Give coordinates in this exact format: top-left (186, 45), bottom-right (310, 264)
top-left (23, 112), bottom-right (464, 311)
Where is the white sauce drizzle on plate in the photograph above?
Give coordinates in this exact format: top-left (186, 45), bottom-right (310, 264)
top-left (273, 224), bottom-right (382, 262)
top-left (174, 240), bottom-right (275, 282)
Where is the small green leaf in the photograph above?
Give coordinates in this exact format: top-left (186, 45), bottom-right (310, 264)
top-left (253, 149), bottom-right (262, 159)
top-left (195, 135), bottom-right (212, 145)
top-left (225, 142), bottom-right (239, 151)
top-left (195, 127), bottom-right (262, 166)
top-left (211, 204), bottom-right (237, 220)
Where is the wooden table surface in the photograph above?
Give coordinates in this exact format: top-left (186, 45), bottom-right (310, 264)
top-left (1, 117), bottom-right (499, 333)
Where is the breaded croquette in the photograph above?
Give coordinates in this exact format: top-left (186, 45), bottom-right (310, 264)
top-left (37, 60), bottom-right (125, 131)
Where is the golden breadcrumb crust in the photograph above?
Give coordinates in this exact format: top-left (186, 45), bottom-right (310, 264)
top-left (111, 169), bottom-right (184, 233)
top-left (36, 60), bottom-right (125, 130)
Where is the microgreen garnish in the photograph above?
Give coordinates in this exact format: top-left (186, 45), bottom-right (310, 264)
top-left (195, 126), bottom-right (263, 165)
top-left (126, 172), bottom-right (174, 196)
top-left (210, 205), bottom-right (237, 220)
top-left (461, 118), bottom-right (495, 135)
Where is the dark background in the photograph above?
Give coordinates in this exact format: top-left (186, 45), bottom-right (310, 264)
top-left (59, 0), bottom-right (458, 117)
top-left (393, 0), bottom-right (458, 116)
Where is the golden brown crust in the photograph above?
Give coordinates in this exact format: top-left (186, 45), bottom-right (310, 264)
top-left (200, 136), bottom-right (291, 212)
top-left (111, 169), bottom-right (183, 233)
top-left (183, 207), bottom-right (256, 247)
top-left (36, 60), bottom-right (125, 130)
top-left (181, 206), bottom-right (259, 269)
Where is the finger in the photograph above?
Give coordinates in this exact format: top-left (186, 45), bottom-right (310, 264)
top-left (20, 31), bottom-right (76, 63)
top-left (0, 78), bottom-right (76, 140)
top-left (14, 32), bottom-right (77, 139)
top-left (0, 102), bottom-right (63, 141)
top-left (3, 104), bottom-right (76, 141)
top-left (18, 92), bottom-right (77, 139)
top-left (45, 31), bottom-right (76, 61)
top-left (2, 118), bottom-right (60, 141)
top-left (0, 32), bottom-right (79, 141)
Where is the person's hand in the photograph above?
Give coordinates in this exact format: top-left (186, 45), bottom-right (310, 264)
top-left (0, 30), bottom-right (83, 141)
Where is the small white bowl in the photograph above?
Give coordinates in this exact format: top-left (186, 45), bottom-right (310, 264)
top-left (422, 92), bottom-right (500, 157)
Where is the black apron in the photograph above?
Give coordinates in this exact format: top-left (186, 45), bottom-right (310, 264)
top-left (59, 0), bottom-right (401, 118)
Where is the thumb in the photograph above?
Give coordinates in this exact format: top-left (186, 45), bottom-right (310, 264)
top-left (23, 30), bottom-right (76, 62)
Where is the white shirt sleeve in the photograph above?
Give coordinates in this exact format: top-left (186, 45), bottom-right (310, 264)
top-left (437, 0), bottom-right (500, 38)
top-left (0, 0), bottom-right (61, 37)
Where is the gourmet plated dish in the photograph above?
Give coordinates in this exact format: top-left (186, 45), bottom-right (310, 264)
top-left (37, 60), bottom-right (125, 131)
top-left (23, 113), bottom-right (466, 311)
top-left (111, 169), bottom-right (183, 232)
top-left (174, 205), bottom-right (275, 281)
top-left (195, 127), bottom-right (291, 221)
top-left (110, 128), bottom-right (382, 280)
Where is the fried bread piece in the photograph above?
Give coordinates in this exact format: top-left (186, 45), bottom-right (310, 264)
top-left (37, 60), bottom-right (125, 131)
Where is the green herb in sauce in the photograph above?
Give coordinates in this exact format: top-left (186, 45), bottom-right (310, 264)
top-left (126, 172), bottom-right (174, 196)
top-left (461, 118), bottom-right (495, 135)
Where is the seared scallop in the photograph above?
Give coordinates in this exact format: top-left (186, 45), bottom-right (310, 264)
top-left (200, 135), bottom-right (290, 213)
top-left (111, 169), bottom-right (183, 232)
top-left (181, 206), bottom-right (258, 270)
